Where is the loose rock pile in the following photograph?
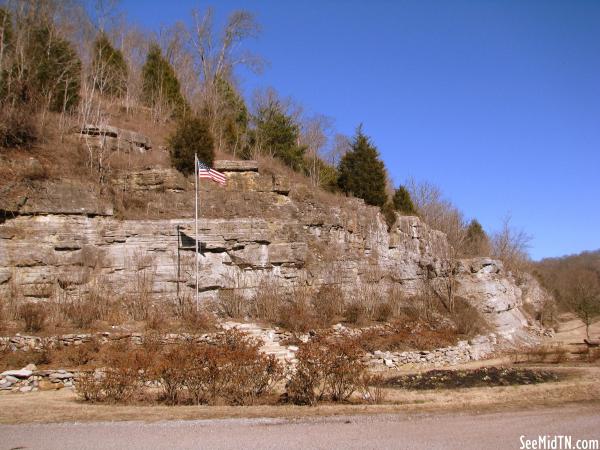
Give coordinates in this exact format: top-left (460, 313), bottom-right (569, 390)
top-left (363, 334), bottom-right (498, 368)
top-left (0, 365), bottom-right (75, 392)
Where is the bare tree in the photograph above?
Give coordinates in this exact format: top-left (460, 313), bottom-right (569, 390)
top-left (491, 214), bottom-right (532, 276)
top-left (326, 133), bottom-right (351, 166)
top-left (300, 114), bottom-right (333, 187)
top-left (190, 8), bottom-right (262, 153)
top-left (566, 269), bottom-right (600, 340)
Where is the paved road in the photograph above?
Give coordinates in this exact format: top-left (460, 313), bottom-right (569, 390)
top-left (1, 405), bottom-right (598, 450)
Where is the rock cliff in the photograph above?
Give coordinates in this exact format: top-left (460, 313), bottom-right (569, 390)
top-left (0, 160), bottom-right (538, 343)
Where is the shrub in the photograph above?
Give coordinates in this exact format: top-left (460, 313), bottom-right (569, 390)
top-left (152, 345), bottom-right (188, 404)
top-left (78, 330), bottom-right (283, 406)
top-left (77, 342), bottom-right (148, 403)
top-left (19, 303), bottom-right (47, 332)
top-left (392, 185), bottom-right (416, 215)
top-left (61, 340), bottom-right (100, 366)
top-left (344, 302), bottom-right (368, 325)
top-left (375, 302), bottom-right (394, 322)
top-left (359, 373), bottom-right (387, 404)
top-left (286, 340), bottom-right (330, 405)
top-left (0, 107), bottom-right (38, 149)
top-left (286, 338), bottom-right (366, 405)
top-left (250, 279), bottom-right (281, 323)
top-left (277, 288), bottom-right (318, 332)
top-left (62, 297), bottom-right (100, 329)
top-left (381, 202), bottom-right (397, 230)
top-left (179, 303), bottom-right (216, 331)
top-left (312, 285), bottom-right (345, 326)
top-left (217, 289), bottom-right (247, 318)
top-left (169, 115), bottom-right (215, 175)
top-left (452, 298), bottom-right (489, 337)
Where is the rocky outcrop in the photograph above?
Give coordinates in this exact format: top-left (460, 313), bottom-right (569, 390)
top-left (79, 124), bottom-right (152, 152)
top-left (0, 180), bottom-right (114, 218)
top-left (0, 161), bottom-right (541, 343)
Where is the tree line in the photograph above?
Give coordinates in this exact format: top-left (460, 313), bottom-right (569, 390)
top-left (0, 1), bottom-right (534, 267)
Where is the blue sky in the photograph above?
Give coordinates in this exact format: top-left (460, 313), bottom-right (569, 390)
top-left (120, 0), bottom-right (600, 260)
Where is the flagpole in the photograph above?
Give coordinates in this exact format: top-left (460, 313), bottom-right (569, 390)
top-left (194, 153), bottom-right (199, 311)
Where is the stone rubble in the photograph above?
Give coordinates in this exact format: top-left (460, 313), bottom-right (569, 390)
top-left (0, 365), bottom-right (75, 393)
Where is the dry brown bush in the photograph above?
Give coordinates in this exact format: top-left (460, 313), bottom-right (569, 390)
top-left (0, 107), bottom-right (38, 150)
top-left (452, 298), bottom-right (489, 337)
top-left (277, 287), bottom-right (319, 332)
top-left (312, 284), bottom-right (345, 325)
top-left (356, 322), bottom-right (458, 353)
top-left (59, 340), bottom-right (101, 366)
top-left (344, 302), bottom-right (369, 325)
top-left (286, 338), bottom-right (366, 405)
top-left (19, 303), bottom-right (47, 332)
top-left (250, 278), bottom-right (281, 323)
top-left (177, 300), bottom-right (217, 332)
top-left (217, 289), bottom-right (248, 319)
top-left (0, 346), bottom-right (52, 371)
top-left (76, 330), bottom-right (283, 406)
top-left (511, 345), bottom-right (570, 364)
top-left (359, 373), bottom-right (387, 404)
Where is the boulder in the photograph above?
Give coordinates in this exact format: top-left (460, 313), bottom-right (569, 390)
top-left (1, 369), bottom-right (33, 379)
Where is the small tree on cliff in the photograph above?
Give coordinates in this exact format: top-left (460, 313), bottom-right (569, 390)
top-left (392, 185), bottom-right (416, 215)
top-left (27, 24), bottom-right (81, 112)
top-left (463, 219), bottom-right (490, 256)
top-left (168, 116), bottom-right (214, 175)
top-left (141, 44), bottom-right (188, 120)
top-left (92, 32), bottom-right (128, 98)
top-left (248, 95), bottom-right (306, 171)
top-left (337, 126), bottom-right (387, 207)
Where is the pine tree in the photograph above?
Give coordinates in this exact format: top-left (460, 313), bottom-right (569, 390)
top-left (0, 8), bottom-right (14, 100)
top-left (168, 116), bottom-right (214, 175)
top-left (464, 219), bottom-right (490, 256)
top-left (141, 44), bottom-right (188, 118)
top-left (27, 25), bottom-right (81, 112)
top-left (392, 185), bottom-right (416, 214)
top-left (337, 127), bottom-right (388, 207)
top-left (213, 77), bottom-right (248, 155)
top-left (250, 99), bottom-right (306, 171)
top-left (92, 33), bottom-right (128, 97)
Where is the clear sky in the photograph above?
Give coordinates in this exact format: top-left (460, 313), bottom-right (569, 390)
top-left (120, 0), bottom-right (600, 260)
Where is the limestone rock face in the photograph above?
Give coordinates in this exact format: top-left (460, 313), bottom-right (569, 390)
top-left (456, 258), bottom-right (528, 341)
top-left (79, 124), bottom-right (152, 152)
top-left (112, 169), bottom-right (187, 193)
top-left (0, 181), bottom-right (114, 217)
top-left (0, 161), bottom-right (543, 343)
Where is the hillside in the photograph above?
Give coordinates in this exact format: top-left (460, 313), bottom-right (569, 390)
top-left (0, 119), bottom-right (548, 348)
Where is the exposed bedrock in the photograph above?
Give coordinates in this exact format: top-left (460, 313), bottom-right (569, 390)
top-left (0, 163), bottom-right (545, 343)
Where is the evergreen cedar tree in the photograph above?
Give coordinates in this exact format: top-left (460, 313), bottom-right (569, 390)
top-left (168, 116), bottom-right (215, 175)
top-left (92, 33), bottom-right (128, 98)
top-left (141, 44), bottom-right (188, 117)
top-left (26, 25), bottom-right (81, 112)
top-left (393, 185), bottom-right (416, 214)
top-left (213, 77), bottom-right (249, 154)
top-left (0, 8), bottom-right (14, 100)
top-left (337, 128), bottom-right (388, 207)
top-left (464, 219), bottom-right (489, 256)
top-left (247, 99), bottom-right (306, 171)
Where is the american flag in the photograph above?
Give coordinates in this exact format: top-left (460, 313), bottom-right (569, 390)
top-left (197, 160), bottom-right (227, 185)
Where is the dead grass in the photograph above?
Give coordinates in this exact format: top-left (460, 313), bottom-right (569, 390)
top-left (0, 364), bottom-right (598, 425)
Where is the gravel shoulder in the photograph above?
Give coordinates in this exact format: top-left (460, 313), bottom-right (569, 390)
top-left (1, 404), bottom-right (599, 450)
